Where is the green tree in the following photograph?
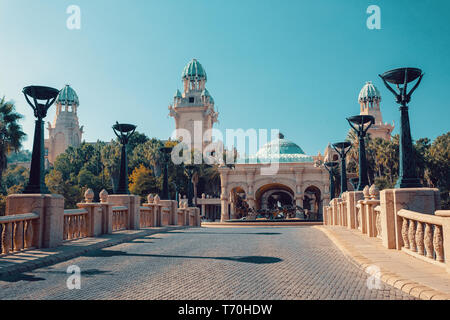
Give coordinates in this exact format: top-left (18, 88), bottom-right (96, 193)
top-left (128, 164), bottom-right (158, 201)
top-left (0, 97), bottom-right (26, 186)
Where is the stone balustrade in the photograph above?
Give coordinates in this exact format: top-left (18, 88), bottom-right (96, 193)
top-left (324, 186), bottom-right (450, 272)
top-left (112, 206), bottom-right (128, 231)
top-left (1, 189), bottom-right (201, 258)
top-left (1, 213), bottom-right (39, 255)
top-left (397, 209), bottom-right (448, 267)
top-left (63, 209), bottom-right (88, 241)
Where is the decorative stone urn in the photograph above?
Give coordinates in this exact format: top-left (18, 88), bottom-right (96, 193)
top-left (84, 188), bottom-right (94, 203)
top-left (99, 189), bottom-right (108, 203)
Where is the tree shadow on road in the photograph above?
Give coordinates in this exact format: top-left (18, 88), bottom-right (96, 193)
top-left (0, 273), bottom-right (45, 283)
top-left (82, 249), bottom-right (282, 264)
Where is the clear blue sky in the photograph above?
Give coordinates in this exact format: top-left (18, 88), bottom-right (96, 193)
top-left (0, 0), bottom-right (449, 155)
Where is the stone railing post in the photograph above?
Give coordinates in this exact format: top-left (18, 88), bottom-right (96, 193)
top-left (76, 189), bottom-right (102, 237)
top-left (364, 185), bottom-right (380, 238)
top-left (107, 194), bottom-right (141, 230)
top-left (6, 194), bottom-right (64, 248)
top-left (99, 189), bottom-right (113, 234)
top-left (380, 188), bottom-right (441, 250)
top-left (345, 191), bottom-right (364, 230)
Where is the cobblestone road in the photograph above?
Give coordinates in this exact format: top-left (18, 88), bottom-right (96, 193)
top-left (0, 226), bottom-right (415, 300)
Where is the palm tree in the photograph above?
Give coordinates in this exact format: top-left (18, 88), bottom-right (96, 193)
top-left (0, 97), bottom-right (26, 186)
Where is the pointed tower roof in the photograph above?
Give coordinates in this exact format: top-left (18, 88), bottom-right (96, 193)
top-left (57, 84), bottom-right (79, 106)
top-left (182, 59), bottom-right (207, 81)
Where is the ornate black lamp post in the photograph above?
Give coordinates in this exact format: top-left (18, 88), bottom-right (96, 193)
top-left (350, 177), bottom-right (359, 191)
top-left (113, 123), bottom-right (136, 194)
top-left (324, 161), bottom-right (338, 200)
top-left (347, 115), bottom-right (375, 191)
top-left (159, 146), bottom-right (173, 200)
top-left (332, 141), bottom-right (352, 195)
top-left (22, 86), bottom-right (59, 194)
top-left (185, 164), bottom-right (196, 207)
top-left (379, 67), bottom-right (424, 188)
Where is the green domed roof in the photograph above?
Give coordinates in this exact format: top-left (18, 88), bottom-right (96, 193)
top-left (57, 85), bottom-right (79, 106)
top-left (182, 59), bottom-right (207, 81)
top-left (358, 81), bottom-right (381, 102)
top-left (244, 134), bottom-right (313, 164)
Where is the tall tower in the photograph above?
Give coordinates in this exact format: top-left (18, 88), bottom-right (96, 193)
top-left (45, 85), bottom-right (83, 166)
top-left (358, 81), bottom-right (394, 140)
top-left (169, 59), bottom-right (218, 151)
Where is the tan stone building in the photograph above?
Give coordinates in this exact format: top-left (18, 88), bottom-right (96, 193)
top-left (45, 85), bottom-right (83, 166)
top-left (171, 62), bottom-right (395, 222)
top-left (358, 81), bottom-right (394, 140)
top-left (169, 59), bottom-right (219, 151)
top-left (218, 135), bottom-right (330, 221)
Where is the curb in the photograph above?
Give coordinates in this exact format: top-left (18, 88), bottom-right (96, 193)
top-left (315, 226), bottom-right (450, 300)
top-left (0, 225), bottom-right (190, 278)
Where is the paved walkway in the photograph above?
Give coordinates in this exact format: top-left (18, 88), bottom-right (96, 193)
top-left (0, 226), bottom-right (414, 300)
top-left (317, 226), bottom-right (450, 300)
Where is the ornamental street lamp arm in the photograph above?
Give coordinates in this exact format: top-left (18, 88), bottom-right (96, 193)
top-left (407, 73), bottom-right (424, 101)
top-left (379, 74), bottom-right (401, 101)
top-left (362, 119), bottom-right (374, 135)
top-left (344, 144), bottom-right (352, 157)
top-left (23, 93), bottom-right (36, 113)
top-left (346, 118), bottom-right (359, 134)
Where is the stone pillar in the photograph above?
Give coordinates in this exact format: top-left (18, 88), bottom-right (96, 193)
top-left (99, 189), bottom-right (113, 234)
top-left (201, 204), bottom-right (206, 217)
top-left (345, 191), bottom-right (364, 230)
top-left (160, 200), bottom-right (177, 226)
top-left (6, 194), bottom-right (64, 248)
top-left (220, 197), bottom-right (229, 222)
top-left (247, 197), bottom-right (255, 211)
top-left (77, 203), bottom-right (101, 237)
top-left (107, 194), bottom-right (140, 230)
top-left (380, 188), bottom-right (440, 250)
top-left (188, 207), bottom-right (200, 227)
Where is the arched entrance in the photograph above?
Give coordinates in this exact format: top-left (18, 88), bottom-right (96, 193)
top-left (229, 186), bottom-right (247, 219)
top-left (255, 183), bottom-right (294, 210)
top-left (303, 186), bottom-right (322, 218)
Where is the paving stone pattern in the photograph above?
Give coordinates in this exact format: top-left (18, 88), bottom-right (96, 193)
top-left (0, 227), bottom-right (415, 300)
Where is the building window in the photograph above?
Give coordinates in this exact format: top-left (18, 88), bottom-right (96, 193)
top-left (189, 97), bottom-right (194, 103)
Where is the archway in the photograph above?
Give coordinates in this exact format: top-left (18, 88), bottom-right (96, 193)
top-left (229, 186), bottom-right (247, 219)
top-left (255, 183), bottom-right (294, 210)
top-left (303, 186), bottom-right (322, 217)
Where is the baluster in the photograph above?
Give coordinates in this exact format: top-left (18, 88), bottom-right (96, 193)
top-left (76, 215), bottom-right (82, 239)
top-left (424, 223), bottom-right (433, 259)
top-left (375, 212), bottom-right (382, 238)
top-left (415, 222), bottom-right (424, 255)
top-left (1, 223), bottom-right (12, 254)
top-left (67, 216), bottom-right (74, 240)
top-left (63, 216), bottom-right (69, 240)
top-left (408, 219), bottom-right (417, 252)
top-left (401, 218), bottom-right (409, 249)
top-left (13, 221), bottom-right (24, 252)
top-left (80, 215), bottom-right (86, 237)
top-left (433, 225), bottom-right (444, 263)
top-left (24, 220), bottom-right (34, 249)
